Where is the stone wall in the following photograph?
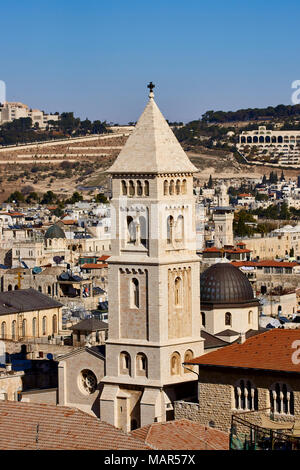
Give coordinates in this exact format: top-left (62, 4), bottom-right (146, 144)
top-left (175, 367), bottom-right (300, 433)
top-left (21, 388), bottom-right (58, 405)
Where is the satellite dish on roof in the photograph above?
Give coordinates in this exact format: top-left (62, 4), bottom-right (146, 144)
top-left (59, 272), bottom-right (69, 281)
top-left (32, 266), bottom-right (42, 274)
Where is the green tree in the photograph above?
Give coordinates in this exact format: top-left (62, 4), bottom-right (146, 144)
top-left (95, 193), bottom-right (108, 203)
top-left (41, 190), bottom-right (56, 205)
top-left (66, 192), bottom-right (83, 204)
top-left (6, 191), bottom-right (25, 203)
top-left (207, 175), bottom-right (213, 188)
top-left (279, 202), bottom-right (290, 220)
top-left (26, 192), bottom-right (39, 203)
top-left (53, 207), bottom-right (64, 217)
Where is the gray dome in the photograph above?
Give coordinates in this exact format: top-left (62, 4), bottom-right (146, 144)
top-left (200, 263), bottom-right (258, 307)
top-left (45, 224), bottom-right (66, 239)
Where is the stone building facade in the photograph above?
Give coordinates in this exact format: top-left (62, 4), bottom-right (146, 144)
top-left (0, 288), bottom-right (62, 341)
top-left (175, 330), bottom-right (300, 433)
top-left (58, 346), bottom-right (105, 417)
top-left (175, 367), bottom-right (300, 433)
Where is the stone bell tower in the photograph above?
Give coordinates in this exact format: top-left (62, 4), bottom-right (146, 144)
top-left (100, 83), bottom-right (204, 432)
top-left (213, 183), bottom-right (234, 247)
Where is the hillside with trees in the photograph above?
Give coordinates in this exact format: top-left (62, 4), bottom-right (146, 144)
top-left (0, 113), bottom-right (109, 146)
top-left (202, 104), bottom-right (300, 123)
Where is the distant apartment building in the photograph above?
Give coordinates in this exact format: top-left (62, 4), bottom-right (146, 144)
top-left (238, 126), bottom-right (300, 165)
top-left (0, 101), bottom-right (59, 129)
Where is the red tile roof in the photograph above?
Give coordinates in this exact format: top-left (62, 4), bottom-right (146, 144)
top-left (225, 248), bottom-right (251, 254)
top-left (232, 260), bottom-right (299, 268)
top-left (131, 419), bottom-right (229, 450)
top-left (81, 263), bottom-right (108, 269)
top-left (61, 219), bottom-right (77, 225)
top-left (187, 330), bottom-right (300, 373)
top-left (203, 247), bottom-right (251, 254)
top-left (238, 193), bottom-right (253, 198)
top-left (98, 255), bottom-right (110, 261)
top-left (0, 401), bottom-right (149, 450)
top-left (203, 247), bottom-right (222, 253)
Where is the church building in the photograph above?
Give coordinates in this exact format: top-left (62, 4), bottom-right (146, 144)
top-left (100, 84), bottom-right (204, 432)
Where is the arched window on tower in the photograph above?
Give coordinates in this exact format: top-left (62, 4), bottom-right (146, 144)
top-left (248, 310), bottom-right (253, 324)
top-left (225, 312), bottom-right (232, 326)
top-left (182, 179), bottom-right (187, 194)
top-left (174, 277), bottom-right (182, 306)
top-left (169, 180), bottom-right (175, 195)
top-left (137, 180), bottom-right (143, 196)
top-left (129, 180), bottom-right (135, 196)
top-left (167, 215), bottom-right (174, 244)
top-left (144, 180), bottom-right (149, 196)
top-left (170, 352), bottom-right (181, 376)
top-left (136, 353), bottom-right (147, 377)
top-left (234, 379), bottom-right (258, 411)
top-left (175, 215), bottom-right (184, 242)
top-left (164, 180), bottom-right (168, 195)
top-left (130, 278), bottom-right (139, 308)
top-left (184, 350), bottom-right (194, 373)
top-left (139, 216), bottom-right (147, 248)
top-left (120, 352), bottom-right (131, 375)
top-left (176, 179), bottom-right (181, 195)
top-left (121, 180), bottom-right (127, 196)
top-left (127, 216), bottom-right (136, 244)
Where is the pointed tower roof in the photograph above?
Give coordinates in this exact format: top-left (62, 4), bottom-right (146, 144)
top-left (108, 86), bottom-right (198, 174)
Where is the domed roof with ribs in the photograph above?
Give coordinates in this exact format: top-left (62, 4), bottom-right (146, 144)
top-left (200, 262), bottom-right (259, 307)
top-left (44, 224), bottom-right (66, 239)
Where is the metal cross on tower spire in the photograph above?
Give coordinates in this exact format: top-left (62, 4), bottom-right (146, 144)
top-left (147, 82), bottom-right (155, 98)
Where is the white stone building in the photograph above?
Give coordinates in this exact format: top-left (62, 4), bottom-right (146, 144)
top-left (0, 101), bottom-right (59, 129)
top-left (238, 126), bottom-right (300, 165)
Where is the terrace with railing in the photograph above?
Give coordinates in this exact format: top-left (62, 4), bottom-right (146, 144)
top-left (230, 408), bottom-right (300, 450)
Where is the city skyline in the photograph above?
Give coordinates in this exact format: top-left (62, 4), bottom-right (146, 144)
top-left (2, 0), bottom-right (300, 123)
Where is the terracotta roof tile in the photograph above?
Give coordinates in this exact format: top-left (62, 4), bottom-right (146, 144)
top-left (131, 419), bottom-right (229, 450)
top-left (98, 255), bottom-right (110, 261)
top-left (232, 260), bottom-right (298, 268)
top-left (61, 219), bottom-right (77, 225)
top-left (187, 329), bottom-right (300, 373)
top-left (203, 247), bottom-right (251, 254)
top-left (0, 401), bottom-right (149, 450)
top-left (81, 263), bottom-right (108, 269)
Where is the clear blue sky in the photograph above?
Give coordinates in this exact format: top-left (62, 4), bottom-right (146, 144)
top-left (2, 0), bottom-right (300, 123)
